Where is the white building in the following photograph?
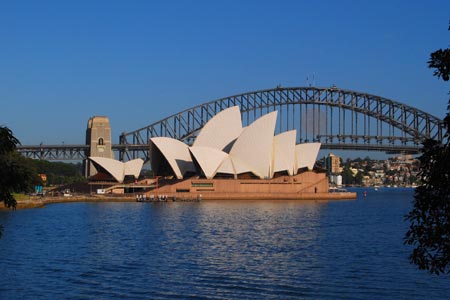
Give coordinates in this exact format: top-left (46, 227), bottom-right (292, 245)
top-left (149, 106), bottom-right (321, 180)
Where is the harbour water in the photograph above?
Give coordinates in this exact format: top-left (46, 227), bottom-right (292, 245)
top-left (0, 188), bottom-right (449, 299)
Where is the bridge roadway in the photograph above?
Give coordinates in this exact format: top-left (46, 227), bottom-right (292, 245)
top-left (16, 143), bottom-right (422, 161)
top-left (16, 144), bottom-right (147, 160)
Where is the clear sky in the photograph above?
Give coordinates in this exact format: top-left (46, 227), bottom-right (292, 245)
top-left (1, 0), bottom-right (449, 147)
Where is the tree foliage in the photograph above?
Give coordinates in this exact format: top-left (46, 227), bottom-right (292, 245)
top-left (405, 136), bottom-right (450, 274)
top-left (427, 23), bottom-right (450, 82)
top-left (404, 24), bottom-right (450, 275)
top-left (341, 165), bottom-right (355, 185)
top-left (32, 160), bottom-right (85, 185)
top-left (0, 126), bottom-right (37, 208)
top-left (0, 126), bottom-right (19, 155)
top-left (428, 49), bottom-right (450, 81)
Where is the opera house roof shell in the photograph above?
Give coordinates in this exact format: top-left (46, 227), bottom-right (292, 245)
top-left (149, 106), bottom-right (321, 180)
top-left (89, 157), bottom-right (144, 183)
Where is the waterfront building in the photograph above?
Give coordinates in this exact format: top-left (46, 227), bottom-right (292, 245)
top-left (325, 153), bottom-right (341, 175)
top-left (38, 173), bottom-right (47, 184)
top-left (144, 106), bottom-right (351, 200)
top-left (149, 106), bottom-right (321, 180)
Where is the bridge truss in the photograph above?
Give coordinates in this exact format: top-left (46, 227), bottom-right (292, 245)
top-left (17, 144), bottom-right (89, 160)
top-left (17, 144), bottom-right (148, 161)
top-left (118, 86), bottom-right (445, 161)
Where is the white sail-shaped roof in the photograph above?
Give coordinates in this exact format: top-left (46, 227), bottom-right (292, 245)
top-left (90, 157), bottom-right (124, 182)
top-left (124, 159), bottom-right (144, 179)
top-left (229, 111), bottom-right (277, 179)
top-left (193, 106), bottom-right (243, 151)
top-left (189, 146), bottom-right (228, 179)
top-left (89, 156), bottom-right (144, 183)
top-left (150, 137), bottom-right (195, 179)
top-left (295, 142), bottom-right (321, 171)
top-left (216, 156), bottom-right (237, 176)
top-left (272, 130), bottom-right (297, 176)
top-left (229, 155), bottom-right (251, 175)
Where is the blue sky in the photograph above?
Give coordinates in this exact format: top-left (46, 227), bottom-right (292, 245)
top-left (1, 0), bottom-right (449, 147)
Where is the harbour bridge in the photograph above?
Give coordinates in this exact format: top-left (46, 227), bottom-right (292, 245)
top-left (17, 86), bottom-right (445, 162)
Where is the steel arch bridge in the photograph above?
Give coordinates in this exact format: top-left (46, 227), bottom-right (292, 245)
top-left (118, 86), bottom-right (445, 162)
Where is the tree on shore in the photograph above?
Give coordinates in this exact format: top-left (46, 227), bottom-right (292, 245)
top-left (0, 126), bottom-right (37, 208)
top-left (404, 24), bottom-right (450, 275)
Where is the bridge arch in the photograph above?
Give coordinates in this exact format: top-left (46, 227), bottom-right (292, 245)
top-left (119, 86), bottom-right (445, 161)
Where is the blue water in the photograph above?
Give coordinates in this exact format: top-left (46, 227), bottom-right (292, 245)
top-left (0, 188), bottom-right (449, 299)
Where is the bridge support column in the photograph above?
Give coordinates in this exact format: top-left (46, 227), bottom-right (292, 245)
top-left (84, 116), bottom-right (114, 178)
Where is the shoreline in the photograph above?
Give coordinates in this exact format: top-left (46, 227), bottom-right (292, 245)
top-left (0, 195), bottom-right (137, 210)
top-left (0, 191), bottom-right (357, 210)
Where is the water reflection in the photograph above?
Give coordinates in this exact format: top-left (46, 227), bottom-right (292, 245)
top-left (0, 194), bottom-right (449, 299)
top-left (153, 200), bottom-right (328, 297)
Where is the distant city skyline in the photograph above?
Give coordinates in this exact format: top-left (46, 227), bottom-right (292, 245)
top-left (1, 0), bottom-right (449, 158)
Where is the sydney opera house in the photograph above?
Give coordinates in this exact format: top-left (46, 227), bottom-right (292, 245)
top-left (150, 106), bottom-right (320, 179)
top-left (147, 106), bottom-right (346, 200)
top-left (86, 107), bottom-right (355, 199)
